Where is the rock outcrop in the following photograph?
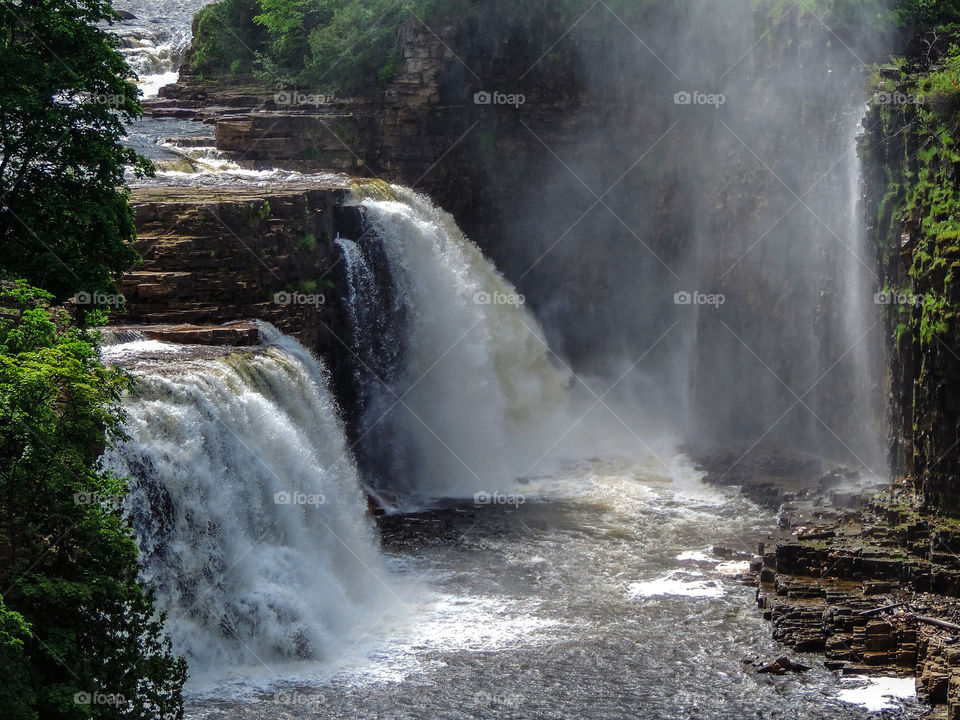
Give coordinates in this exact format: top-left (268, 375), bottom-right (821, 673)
top-left (753, 492), bottom-right (960, 718)
top-left (115, 182), bottom-right (364, 390)
top-left (861, 30), bottom-right (960, 515)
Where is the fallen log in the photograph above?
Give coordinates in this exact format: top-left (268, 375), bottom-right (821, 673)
top-left (857, 602), bottom-right (910, 617)
top-left (910, 614), bottom-right (960, 634)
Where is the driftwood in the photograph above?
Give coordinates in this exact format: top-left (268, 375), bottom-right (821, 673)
top-left (910, 614), bottom-right (960, 634)
top-left (857, 602), bottom-right (910, 617)
top-left (858, 602), bottom-right (960, 633)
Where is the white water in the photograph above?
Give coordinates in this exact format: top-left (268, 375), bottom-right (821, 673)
top-left (356, 186), bottom-right (571, 504)
top-left (837, 676), bottom-right (917, 711)
top-left (101, 328), bottom-right (391, 672)
top-left (112, 0), bottom-right (210, 97)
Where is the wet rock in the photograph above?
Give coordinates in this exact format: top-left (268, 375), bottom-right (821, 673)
top-left (115, 183), bottom-right (358, 374)
top-left (753, 490), bottom-right (960, 718)
top-left (748, 655), bottom-right (813, 674)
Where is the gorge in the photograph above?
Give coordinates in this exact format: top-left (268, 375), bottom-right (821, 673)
top-left (8, 0), bottom-right (960, 718)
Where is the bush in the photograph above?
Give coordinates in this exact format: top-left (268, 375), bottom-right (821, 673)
top-left (193, 0), bottom-right (269, 75)
top-left (0, 283), bottom-right (186, 719)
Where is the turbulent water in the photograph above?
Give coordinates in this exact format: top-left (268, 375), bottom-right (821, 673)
top-left (101, 328), bottom-right (390, 670)
top-left (177, 455), bottom-right (918, 719)
top-left (98, 206), bottom-right (918, 719)
top-left (111, 0), bottom-right (209, 96)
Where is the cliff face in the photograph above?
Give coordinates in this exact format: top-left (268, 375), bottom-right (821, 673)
top-left (860, 32), bottom-right (960, 514)
top-left (116, 183), bottom-right (365, 403)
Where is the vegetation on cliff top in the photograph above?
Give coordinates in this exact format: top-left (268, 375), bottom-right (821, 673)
top-left (189, 0), bottom-right (960, 93)
top-left (190, 0), bottom-right (683, 91)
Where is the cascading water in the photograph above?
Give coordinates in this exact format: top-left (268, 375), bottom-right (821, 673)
top-left (334, 234), bottom-right (412, 509)
top-left (111, 0), bottom-right (209, 97)
top-left (86, 1), bottom-right (923, 716)
top-left (100, 326), bottom-right (389, 671)
top-left (339, 185), bottom-right (571, 506)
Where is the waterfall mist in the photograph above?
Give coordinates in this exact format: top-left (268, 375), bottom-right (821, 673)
top-left (485, 0), bottom-right (893, 473)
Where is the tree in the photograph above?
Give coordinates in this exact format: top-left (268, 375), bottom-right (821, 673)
top-left (0, 283), bottom-right (186, 719)
top-left (0, 0), bottom-right (150, 305)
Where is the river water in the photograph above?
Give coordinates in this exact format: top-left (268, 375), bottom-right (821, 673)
top-left (181, 453), bottom-right (919, 719)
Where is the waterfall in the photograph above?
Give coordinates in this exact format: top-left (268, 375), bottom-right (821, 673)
top-left (339, 185), bottom-right (570, 506)
top-left (836, 119), bottom-right (888, 471)
top-left (101, 327), bottom-right (388, 669)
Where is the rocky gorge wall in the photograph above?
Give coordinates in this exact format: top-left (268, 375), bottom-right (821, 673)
top-left (125, 0), bottom-right (955, 516)
top-left (861, 30), bottom-right (960, 514)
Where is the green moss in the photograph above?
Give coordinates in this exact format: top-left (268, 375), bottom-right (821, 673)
top-left (297, 233), bottom-right (317, 252)
top-left (248, 199), bottom-right (271, 227)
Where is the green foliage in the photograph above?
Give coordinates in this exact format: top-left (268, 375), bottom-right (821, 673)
top-left (0, 0), bottom-right (152, 303)
top-left (764, 0), bottom-right (960, 29)
top-left (867, 38), bottom-right (960, 359)
top-left (247, 199), bottom-right (271, 226)
top-left (0, 283), bottom-right (186, 718)
top-left (894, 0), bottom-right (960, 26)
top-left (297, 233), bottom-right (317, 251)
top-left (190, 0), bottom-right (653, 91)
top-left (193, 0), bottom-right (269, 75)
top-left (920, 294), bottom-right (951, 344)
top-left (0, 596), bottom-right (34, 720)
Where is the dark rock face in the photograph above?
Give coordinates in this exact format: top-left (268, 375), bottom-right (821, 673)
top-left (116, 183), bottom-right (365, 399)
top-left (861, 31), bottom-right (960, 515)
top-left (214, 114), bottom-right (373, 172)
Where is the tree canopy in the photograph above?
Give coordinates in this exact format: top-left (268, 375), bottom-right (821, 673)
top-left (0, 0), bottom-right (150, 304)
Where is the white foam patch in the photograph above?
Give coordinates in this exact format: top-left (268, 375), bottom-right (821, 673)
top-left (836, 676), bottom-right (916, 711)
top-left (100, 339), bottom-right (184, 362)
top-left (184, 589), bottom-right (563, 695)
top-left (715, 560), bottom-right (751, 575)
top-left (139, 70), bottom-right (179, 98)
top-left (627, 571), bottom-right (724, 599)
